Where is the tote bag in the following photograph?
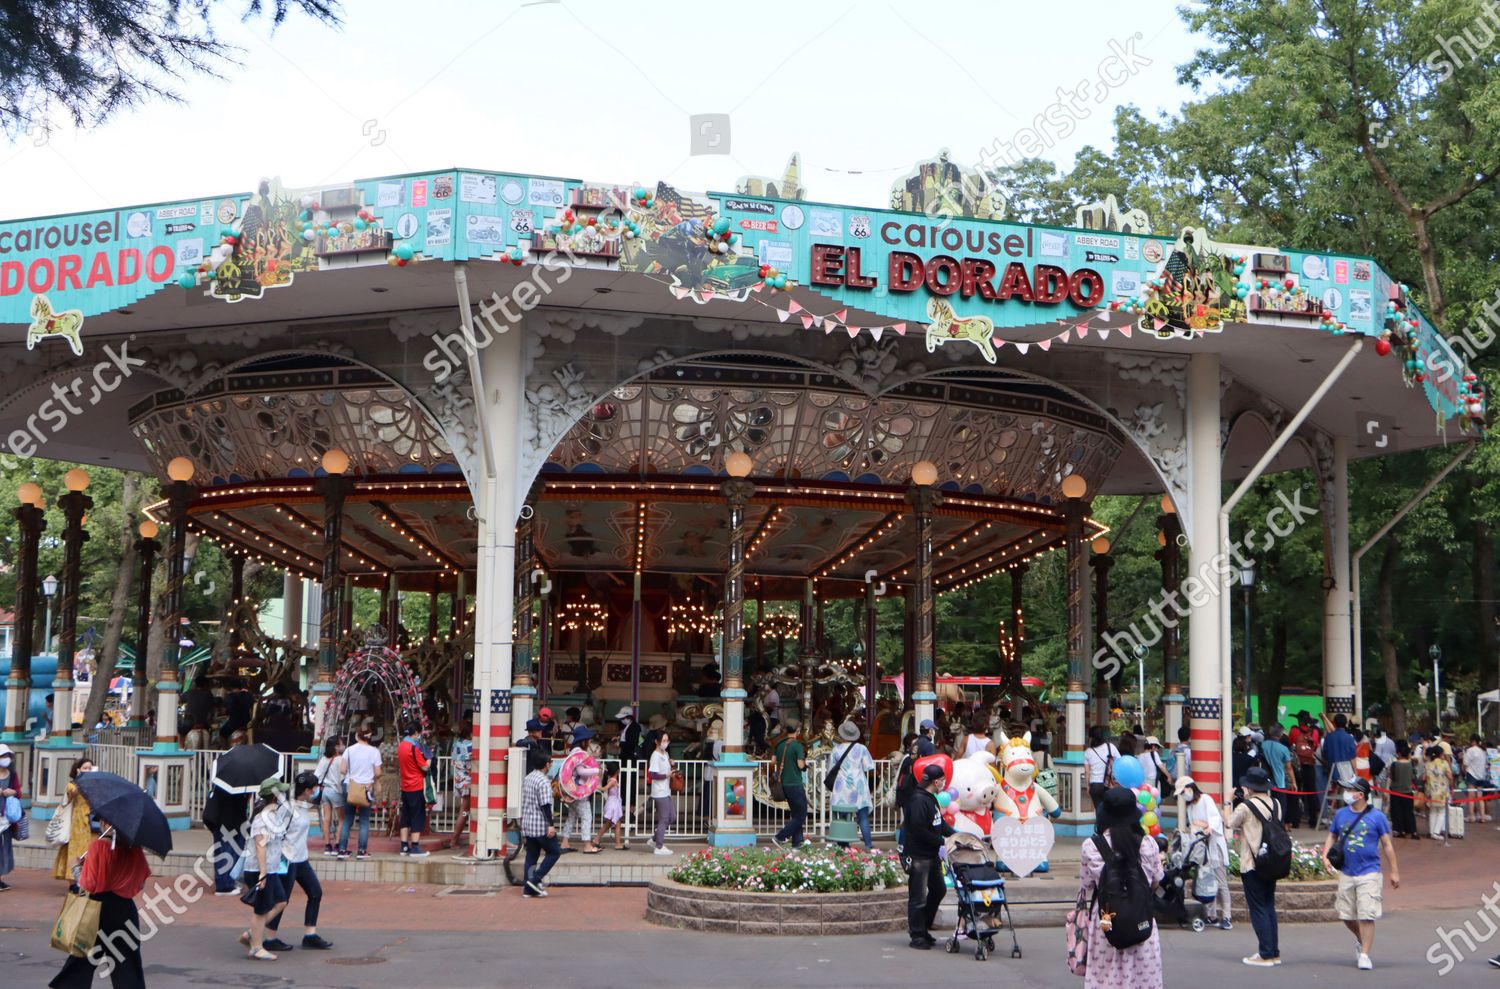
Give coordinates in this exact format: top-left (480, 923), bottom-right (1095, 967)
top-left (1064, 887), bottom-right (1090, 977)
top-left (51, 890), bottom-right (102, 958)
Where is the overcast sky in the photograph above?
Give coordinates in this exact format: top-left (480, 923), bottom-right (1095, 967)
top-left (0, 0), bottom-right (1202, 219)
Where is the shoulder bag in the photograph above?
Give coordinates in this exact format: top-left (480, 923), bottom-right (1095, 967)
top-left (823, 743), bottom-right (857, 792)
top-left (769, 741), bottom-right (787, 803)
top-left (345, 780), bottom-right (370, 808)
top-left (1064, 885), bottom-right (1090, 976)
top-left (46, 802), bottom-right (73, 845)
top-left (51, 889), bottom-right (102, 958)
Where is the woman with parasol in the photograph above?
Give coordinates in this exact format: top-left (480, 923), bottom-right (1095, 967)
top-left (49, 769), bottom-right (173, 989)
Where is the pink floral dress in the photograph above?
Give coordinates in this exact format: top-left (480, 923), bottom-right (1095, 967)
top-left (1076, 833), bottom-right (1164, 989)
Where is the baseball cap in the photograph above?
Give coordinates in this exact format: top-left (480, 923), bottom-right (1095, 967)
top-left (539, 707), bottom-right (554, 719)
top-left (919, 719), bottom-right (937, 731)
top-left (921, 764), bottom-right (947, 783)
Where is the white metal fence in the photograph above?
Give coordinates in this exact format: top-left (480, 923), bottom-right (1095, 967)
top-left (73, 745), bottom-right (908, 842)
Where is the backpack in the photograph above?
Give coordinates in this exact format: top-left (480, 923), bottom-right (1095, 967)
top-left (1089, 835), bottom-right (1155, 950)
top-left (1245, 797), bottom-right (1292, 881)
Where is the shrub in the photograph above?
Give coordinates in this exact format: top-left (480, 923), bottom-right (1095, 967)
top-left (668, 845), bottom-right (906, 893)
top-left (1227, 837), bottom-right (1331, 881)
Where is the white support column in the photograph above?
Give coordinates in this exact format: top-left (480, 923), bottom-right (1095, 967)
top-left (463, 268), bottom-right (523, 860)
top-left (1186, 354), bottom-right (1224, 801)
top-left (1323, 435), bottom-right (1355, 721)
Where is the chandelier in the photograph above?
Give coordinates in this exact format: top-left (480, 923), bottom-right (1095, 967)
top-left (560, 598), bottom-right (607, 634)
top-left (667, 600), bottom-right (716, 637)
top-left (758, 609), bottom-right (801, 642)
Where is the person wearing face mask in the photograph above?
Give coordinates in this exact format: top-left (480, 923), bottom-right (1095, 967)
top-left (239, 777), bottom-right (293, 961)
top-left (0, 744), bottom-right (18, 892)
top-left (1321, 777), bottom-right (1399, 972)
top-left (262, 772), bottom-right (333, 952)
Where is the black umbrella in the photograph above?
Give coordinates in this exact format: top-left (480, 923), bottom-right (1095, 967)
top-left (211, 743), bottom-right (283, 796)
top-left (73, 771), bottom-right (172, 857)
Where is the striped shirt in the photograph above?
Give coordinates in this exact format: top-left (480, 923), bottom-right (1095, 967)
top-left (521, 770), bottom-right (554, 837)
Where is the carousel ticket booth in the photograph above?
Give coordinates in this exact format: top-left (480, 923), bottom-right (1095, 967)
top-left (0, 163), bottom-right (1482, 850)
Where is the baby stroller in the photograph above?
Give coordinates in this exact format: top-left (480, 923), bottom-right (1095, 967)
top-left (941, 832), bottom-right (1022, 961)
top-left (1154, 830), bottom-right (1214, 932)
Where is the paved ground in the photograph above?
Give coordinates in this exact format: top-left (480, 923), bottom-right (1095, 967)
top-left (3, 823), bottom-right (1499, 987)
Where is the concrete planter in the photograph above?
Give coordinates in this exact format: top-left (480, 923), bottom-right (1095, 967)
top-left (1227, 877), bottom-right (1342, 923)
top-left (646, 878), bottom-right (907, 935)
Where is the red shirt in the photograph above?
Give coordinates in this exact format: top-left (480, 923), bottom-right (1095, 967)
top-left (398, 739), bottom-right (430, 792)
top-left (80, 836), bottom-right (150, 899)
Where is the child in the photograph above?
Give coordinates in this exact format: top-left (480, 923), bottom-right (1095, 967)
top-left (1424, 745), bottom-right (1452, 844)
top-left (596, 765), bottom-right (626, 850)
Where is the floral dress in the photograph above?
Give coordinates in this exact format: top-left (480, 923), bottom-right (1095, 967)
top-left (1077, 833), bottom-right (1164, 989)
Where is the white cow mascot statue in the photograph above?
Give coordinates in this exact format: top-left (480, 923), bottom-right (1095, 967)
top-left (991, 731), bottom-right (1061, 872)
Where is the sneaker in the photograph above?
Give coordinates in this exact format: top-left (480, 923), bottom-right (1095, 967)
top-left (524, 880), bottom-right (548, 897)
top-left (322, 846), bottom-right (337, 857)
top-left (213, 889), bottom-right (240, 896)
top-left (770, 837), bottom-right (786, 849)
top-left (302, 935), bottom-right (333, 950)
top-left (908, 938), bottom-right (932, 950)
top-left (1358, 953), bottom-right (1373, 970)
top-left (921, 933), bottom-right (937, 945)
top-left (1487, 955), bottom-right (1500, 968)
top-left (356, 850), bottom-right (370, 860)
top-left (408, 848), bottom-right (431, 858)
top-left (399, 844), bottom-right (410, 855)
top-left (262, 938), bottom-right (295, 952)
top-left (1218, 919), bottom-right (1233, 931)
top-left (1243, 955), bottom-right (1276, 967)
top-left (334, 848), bottom-right (349, 859)
top-left (0, 881), bottom-right (12, 892)
top-left (653, 846), bottom-right (673, 856)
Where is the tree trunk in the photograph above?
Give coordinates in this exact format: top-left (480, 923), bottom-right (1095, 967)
top-left (1377, 537), bottom-right (1407, 738)
top-left (1474, 515), bottom-right (1498, 731)
top-left (144, 532), bottom-right (197, 719)
top-left (82, 474), bottom-right (139, 729)
top-left (1258, 602), bottom-right (1287, 725)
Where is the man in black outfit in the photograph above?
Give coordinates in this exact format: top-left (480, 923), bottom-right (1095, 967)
top-left (904, 763), bottom-right (955, 949)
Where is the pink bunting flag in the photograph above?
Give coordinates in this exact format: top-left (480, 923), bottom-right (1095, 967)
top-left (991, 337), bottom-right (1005, 350)
top-left (750, 283), bottom-right (764, 293)
top-left (892, 322), bottom-right (906, 336)
top-left (788, 299), bottom-right (803, 314)
top-left (1076, 322), bottom-right (1090, 337)
top-left (800, 314), bottom-right (815, 329)
top-left (698, 288), bottom-right (715, 302)
top-left (776, 308), bottom-right (791, 322)
top-left (670, 287), bottom-right (690, 300)
top-left (1119, 324), bottom-right (1133, 337)
top-left (1038, 339), bottom-right (1052, 351)
top-left (835, 309), bottom-right (848, 323)
top-left (1056, 328), bottom-right (1071, 342)
top-left (1153, 318), bottom-right (1167, 331)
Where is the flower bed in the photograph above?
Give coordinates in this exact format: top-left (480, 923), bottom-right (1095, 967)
top-left (1227, 838), bottom-right (1332, 880)
top-left (667, 845), bottom-right (905, 893)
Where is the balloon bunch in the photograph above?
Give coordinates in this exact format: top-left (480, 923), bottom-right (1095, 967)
top-left (758, 265), bottom-right (788, 291)
top-left (502, 246), bottom-right (524, 266)
top-left (391, 243), bottom-right (415, 267)
top-left (1107, 297), bottom-right (1148, 316)
top-left (1460, 372), bottom-right (1488, 432)
top-left (620, 215), bottom-right (643, 240)
top-left (554, 209), bottom-right (597, 237)
top-left (1254, 276), bottom-right (1295, 301)
top-left (706, 216), bottom-right (739, 254)
top-left (1319, 309), bottom-right (1348, 332)
top-left (1110, 754), bottom-right (1164, 838)
top-left (630, 186), bottom-right (655, 210)
top-left (725, 778), bottom-right (748, 816)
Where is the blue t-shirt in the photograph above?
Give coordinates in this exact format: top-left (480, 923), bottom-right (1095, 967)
top-left (1260, 738), bottom-right (1292, 787)
top-left (1328, 806), bottom-right (1390, 877)
top-left (1323, 729), bottom-right (1356, 764)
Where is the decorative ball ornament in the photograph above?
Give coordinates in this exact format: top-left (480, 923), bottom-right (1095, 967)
top-left (1160, 493), bottom-right (1176, 514)
top-left (1061, 474), bottom-right (1088, 500)
top-left (725, 451), bottom-right (753, 478)
top-left (1375, 338), bottom-right (1392, 357)
top-left (16, 481), bottom-right (40, 505)
top-left (63, 467), bottom-right (90, 492)
top-left (166, 457), bottom-right (195, 482)
top-left (138, 520), bottom-right (159, 539)
top-left (1091, 536), bottom-right (1111, 555)
top-left (911, 460), bottom-right (939, 486)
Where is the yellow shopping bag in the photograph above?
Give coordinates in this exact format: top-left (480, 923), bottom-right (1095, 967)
top-left (50, 890), bottom-right (102, 958)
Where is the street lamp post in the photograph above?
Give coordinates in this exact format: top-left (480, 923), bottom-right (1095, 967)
top-left (1239, 563), bottom-right (1256, 725)
top-left (41, 574), bottom-right (58, 655)
top-left (1429, 643), bottom-right (1442, 731)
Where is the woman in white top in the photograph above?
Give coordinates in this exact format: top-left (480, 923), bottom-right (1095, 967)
top-left (647, 731), bottom-right (675, 855)
top-left (1176, 775), bottom-right (1232, 929)
top-left (241, 778), bottom-right (292, 961)
top-left (263, 771), bottom-right (333, 951)
top-left (336, 730), bottom-right (382, 858)
top-left (314, 737), bottom-right (345, 857)
top-left (1083, 725), bottom-right (1120, 809)
top-left (954, 714), bottom-right (992, 760)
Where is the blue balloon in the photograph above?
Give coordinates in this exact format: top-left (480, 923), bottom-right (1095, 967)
top-left (1112, 754), bottom-right (1145, 790)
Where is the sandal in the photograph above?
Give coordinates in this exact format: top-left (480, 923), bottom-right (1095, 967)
top-left (582, 845), bottom-right (602, 854)
top-left (248, 948), bottom-right (277, 961)
top-left (238, 931), bottom-right (252, 947)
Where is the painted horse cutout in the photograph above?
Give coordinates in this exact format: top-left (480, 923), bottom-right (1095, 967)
top-left (925, 297), bottom-right (997, 363)
top-left (28, 294), bottom-right (84, 356)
